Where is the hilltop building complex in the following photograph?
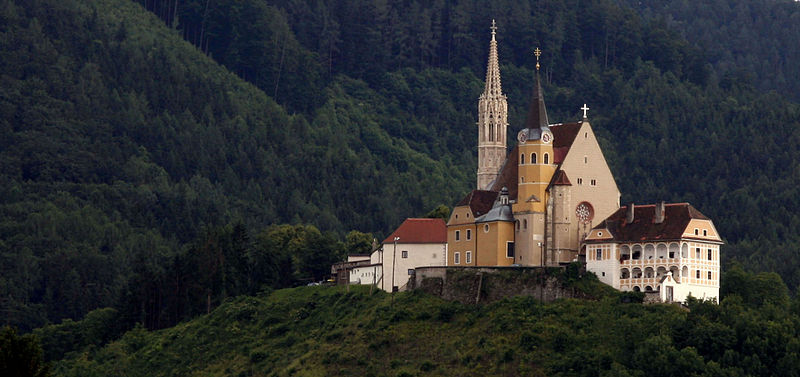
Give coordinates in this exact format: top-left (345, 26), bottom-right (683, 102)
top-left (445, 21), bottom-right (722, 302)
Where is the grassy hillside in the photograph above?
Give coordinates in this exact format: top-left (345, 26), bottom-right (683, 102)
top-left (49, 268), bottom-right (800, 377)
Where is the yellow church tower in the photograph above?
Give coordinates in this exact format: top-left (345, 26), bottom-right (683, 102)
top-left (512, 48), bottom-right (555, 265)
top-left (476, 20), bottom-right (508, 190)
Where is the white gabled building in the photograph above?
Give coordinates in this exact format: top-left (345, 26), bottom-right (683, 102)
top-left (583, 202), bottom-right (723, 303)
top-left (378, 218), bottom-right (448, 292)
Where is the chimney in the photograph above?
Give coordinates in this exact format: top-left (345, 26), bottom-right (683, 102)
top-left (655, 201), bottom-right (665, 224)
top-left (626, 203), bottom-right (635, 224)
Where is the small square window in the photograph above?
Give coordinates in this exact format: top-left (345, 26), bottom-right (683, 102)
top-left (402, 250), bottom-right (408, 258)
top-left (669, 252), bottom-right (675, 258)
top-left (408, 269), bottom-right (414, 275)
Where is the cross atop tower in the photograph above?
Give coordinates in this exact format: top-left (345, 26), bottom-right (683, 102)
top-left (534, 47), bottom-right (541, 71)
top-left (490, 19), bottom-right (497, 39)
top-left (581, 104), bottom-right (590, 119)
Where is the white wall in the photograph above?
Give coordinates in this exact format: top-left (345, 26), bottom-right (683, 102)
top-left (349, 264), bottom-right (382, 285)
top-left (585, 243), bottom-right (619, 289)
top-left (379, 243), bottom-right (447, 291)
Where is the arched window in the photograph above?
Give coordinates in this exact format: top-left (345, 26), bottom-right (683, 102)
top-left (632, 245), bottom-right (642, 260)
top-left (515, 220), bottom-right (520, 230)
top-left (523, 219), bottom-right (528, 229)
top-left (520, 153), bottom-right (525, 164)
top-left (531, 153), bottom-right (537, 164)
top-left (543, 153), bottom-right (549, 164)
top-left (489, 124), bottom-right (494, 141)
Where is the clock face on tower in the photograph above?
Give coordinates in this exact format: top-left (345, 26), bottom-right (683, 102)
top-left (517, 129), bottom-right (528, 143)
top-left (541, 131), bottom-right (553, 144)
top-left (576, 202), bottom-right (594, 223)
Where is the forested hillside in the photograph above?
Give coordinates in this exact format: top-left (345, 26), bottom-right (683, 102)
top-left (3, 0), bottom-right (800, 339)
top-left (621, 0), bottom-right (800, 101)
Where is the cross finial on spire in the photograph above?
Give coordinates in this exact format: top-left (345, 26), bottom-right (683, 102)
top-left (581, 104), bottom-right (590, 119)
top-left (490, 19), bottom-right (497, 38)
top-left (534, 47), bottom-right (541, 71)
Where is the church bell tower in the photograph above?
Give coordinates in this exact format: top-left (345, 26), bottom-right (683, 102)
top-left (477, 20), bottom-right (508, 190)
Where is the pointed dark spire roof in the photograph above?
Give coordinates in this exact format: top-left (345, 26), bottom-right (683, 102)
top-left (524, 71), bottom-right (549, 130)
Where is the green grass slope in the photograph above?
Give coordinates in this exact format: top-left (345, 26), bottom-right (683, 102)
top-left (51, 275), bottom-right (800, 377)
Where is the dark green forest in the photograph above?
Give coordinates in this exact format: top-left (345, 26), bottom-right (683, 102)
top-left (3, 0), bottom-right (800, 368)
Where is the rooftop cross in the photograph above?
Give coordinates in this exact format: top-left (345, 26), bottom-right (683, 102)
top-left (534, 47), bottom-right (541, 71)
top-left (490, 19), bottom-right (497, 39)
top-left (581, 103), bottom-right (590, 119)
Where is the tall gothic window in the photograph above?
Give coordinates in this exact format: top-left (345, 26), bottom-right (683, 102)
top-left (531, 153), bottom-right (537, 164)
top-left (520, 153), bottom-right (525, 164)
top-left (543, 153), bottom-right (549, 164)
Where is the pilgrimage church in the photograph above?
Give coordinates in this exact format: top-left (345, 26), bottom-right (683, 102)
top-left (447, 21), bottom-right (621, 268)
top-left (444, 21), bottom-right (723, 301)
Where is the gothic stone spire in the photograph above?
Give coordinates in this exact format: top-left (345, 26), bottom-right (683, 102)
top-left (483, 19), bottom-right (503, 98)
top-left (477, 19), bottom-right (509, 190)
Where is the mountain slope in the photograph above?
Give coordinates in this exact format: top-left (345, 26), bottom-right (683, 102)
top-left (0, 0), bottom-right (470, 330)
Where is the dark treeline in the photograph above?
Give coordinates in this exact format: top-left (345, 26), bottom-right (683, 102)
top-left (621, 0), bottom-right (800, 102)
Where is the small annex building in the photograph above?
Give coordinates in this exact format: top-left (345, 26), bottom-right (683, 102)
top-left (583, 202), bottom-right (723, 302)
top-left (376, 218), bottom-right (447, 292)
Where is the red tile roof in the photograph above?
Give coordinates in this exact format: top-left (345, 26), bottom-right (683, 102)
top-left (550, 170), bottom-right (572, 186)
top-left (587, 203), bottom-right (714, 243)
top-left (551, 122), bottom-right (582, 164)
top-left (551, 122), bottom-right (582, 148)
top-left (455, 190), bottom-right (497, 217)
top-left (382, 218), bottom-right (447, 244)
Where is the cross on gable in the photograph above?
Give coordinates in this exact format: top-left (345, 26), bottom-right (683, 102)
top-left (581, 104), bottom-right (590, 119)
